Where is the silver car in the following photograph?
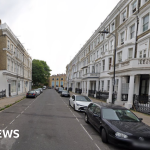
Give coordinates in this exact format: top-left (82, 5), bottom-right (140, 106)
top-left (34, 89), bottom-right (41, 96)
top-left (38, 88), bottom-right (43, 93)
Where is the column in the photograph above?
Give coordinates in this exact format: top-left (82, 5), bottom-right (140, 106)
top-left (96, 80), bottom-right (99, 91)
top-left (115, 77), bottom-right (123, 105)
top-left (108, 78), bottom-right (112, 103)
top-left (135, 75), bottom-right (140, 95)
top-left (125, 75), bottom-right (135, 109)
top-left (87, 81), bottom-right (90, 96)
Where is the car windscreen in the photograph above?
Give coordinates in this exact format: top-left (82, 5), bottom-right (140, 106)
top-left (102, 109), bottom-right (140, 122)
top-left (34, 89), bottom-right (39, 91)
top-left (62, 91), bottom-right (68, 94)
top-left (76, 96), bottom-right (91, 102)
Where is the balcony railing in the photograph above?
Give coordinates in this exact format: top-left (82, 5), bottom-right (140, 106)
top-left (83, 73), bottom-right (99, 78)
top-left (75, 88), bottom-right (82, 94)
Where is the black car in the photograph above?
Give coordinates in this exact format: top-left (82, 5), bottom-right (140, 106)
top-left (61, 90), bottom-right (70, 97)
top-left (26, 91), bottom-right (37, 98)
top-left (85, 102), bottom-right (150, 150)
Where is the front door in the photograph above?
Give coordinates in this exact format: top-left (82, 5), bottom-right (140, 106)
top-left (9, 84), bottom-right (11, 96)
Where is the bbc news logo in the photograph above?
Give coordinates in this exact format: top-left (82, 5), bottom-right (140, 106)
top-left (0, 130), bottom-right (19, 138)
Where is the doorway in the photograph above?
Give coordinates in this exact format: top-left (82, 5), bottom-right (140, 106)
top-left (9, 84), bottom-right (11, 96)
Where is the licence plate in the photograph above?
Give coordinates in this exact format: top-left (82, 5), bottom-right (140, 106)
top-left (29, 94), bottom-right (31, 95)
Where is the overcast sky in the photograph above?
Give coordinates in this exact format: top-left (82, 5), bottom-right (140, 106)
top-left (0, 0), bottom-right (120, 75)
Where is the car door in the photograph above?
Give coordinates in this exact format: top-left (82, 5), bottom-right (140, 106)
top-left (92, 106), bottom-right (102, 130)
top-left (87, 103), bottom-right (97, 125)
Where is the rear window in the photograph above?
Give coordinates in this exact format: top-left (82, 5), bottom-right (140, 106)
top-left (29, 91), bottom-right (35, 94)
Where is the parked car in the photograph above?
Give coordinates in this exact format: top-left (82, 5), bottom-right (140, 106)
top-left (84, 102), bottom-right (150, 149)
top-left (38, 88), bottom-right (43, 93)
top-left (55, 87), bottom-right (59, 91)
top-left (43, 86), bottom-right (46, 90)
top-left (26, 91), bottom-right (37, 98)
top-left (58, 87), bottom-right (64, 93)
top-left (69, 95), bottom-right (92, 111)
top-left (34, 89), bottom-right (41, 96)
top-left (61, 90), bottom-right (70, 97)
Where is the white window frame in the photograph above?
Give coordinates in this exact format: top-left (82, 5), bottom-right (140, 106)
top-left (102, 60), bottom-right (105, 71)
top-left (128, 48), bottom-right (133, 59)
top-left (143, 14), bottom-right (149, 32)
top-left (110, 40), bottom-right (114, 50)
top-left (120, 31), bottom-right (125, 45)
top-left (109, 57), bottom-right (112, 70)
top-left (139, 49), bottom-right (146, 58)
top-left (130, 24), bottom-right (135, 39)
top-left (117, 51), bottom-right (122, 63)
top-left (107, 80), bottom-right (110, 91)
top-left (110, 21), bottom-right (115, 32)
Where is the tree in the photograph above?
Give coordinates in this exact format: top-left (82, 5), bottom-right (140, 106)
top-left (32, 59), bottom-right (52, 85)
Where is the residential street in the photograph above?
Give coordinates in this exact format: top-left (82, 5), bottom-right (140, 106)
top-left (0, 89), bottom-right (127, 150)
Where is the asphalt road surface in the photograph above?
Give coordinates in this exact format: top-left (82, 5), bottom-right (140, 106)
top-left (0, 89), bottom-right (127, 150)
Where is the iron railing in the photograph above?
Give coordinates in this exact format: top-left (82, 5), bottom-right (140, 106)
top-left (96, 91), bottom-right (109, 102)
top-left (133, 94), bottom-right (150, 115)
top-left (75, 88), bottom-right (82, 94)
top-left (88, 90), bottom-right (96, 97)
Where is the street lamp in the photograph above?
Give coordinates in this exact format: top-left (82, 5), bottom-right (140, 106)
top-left (98, 30), bottom-right (116, 104)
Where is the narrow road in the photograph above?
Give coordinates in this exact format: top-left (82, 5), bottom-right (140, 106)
top-left (0, 89), bottom-right (126, 150)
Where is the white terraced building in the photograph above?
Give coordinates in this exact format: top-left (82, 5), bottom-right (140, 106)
top-left (66, 0), bottom-right (150, 109)
top-left (0, 21), bottom-right (32, 97)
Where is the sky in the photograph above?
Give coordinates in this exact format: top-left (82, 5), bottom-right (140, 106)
top-left (0, 0), bottom-right (120, 75)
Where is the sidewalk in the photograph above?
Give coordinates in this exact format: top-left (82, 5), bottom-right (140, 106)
top-left (0, 93), bottom-right (26, 109)
top-left (69, 92), bottom-right (150, 126)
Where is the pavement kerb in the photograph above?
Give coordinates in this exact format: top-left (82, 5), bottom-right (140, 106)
top-left (0, 93), bottom-right (26, 111)
top-left (69, 91), bottom-right (150, 126)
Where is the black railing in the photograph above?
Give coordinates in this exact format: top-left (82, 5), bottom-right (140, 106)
top-left (133, 94), bottom-right (150, 115)
top-left (75, 88), bottom-right (82, 94)
top-left (88, 90), bottom-right (96, 97)
top-left (96, 91), bottom-right (109, 102)
top-left (0, 90), bottom-right (6, 98)
top-left (68, 87), bottom-right (72, 92)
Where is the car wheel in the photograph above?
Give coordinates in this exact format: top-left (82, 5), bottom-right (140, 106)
top-left (101, 128), bottom-right (108, 143)
top-left (84, 114), bottom-right (89, 123)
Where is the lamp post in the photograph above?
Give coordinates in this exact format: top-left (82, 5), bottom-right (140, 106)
top-left (98, 30), bottom-right (116, 104)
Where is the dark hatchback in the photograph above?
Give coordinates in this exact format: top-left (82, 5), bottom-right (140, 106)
top-left (26, 91), bottom-right (37, 98)
top-left (61, 90), bottom-right (70, 97)
top-left (85, 102), bottom-right (150, 150)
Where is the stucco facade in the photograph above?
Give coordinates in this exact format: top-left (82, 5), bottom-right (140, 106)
top-left (66, 0), bottom-right (150, 109)
top-left (0, 22), bottom-right (32, 97)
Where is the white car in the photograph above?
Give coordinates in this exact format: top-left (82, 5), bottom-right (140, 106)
top-left (69, 95), bottom-right (92, 111)
top-left (43, 86), bottom-right (46, 90)
top-left (34, 89), bottom-right (41, 96)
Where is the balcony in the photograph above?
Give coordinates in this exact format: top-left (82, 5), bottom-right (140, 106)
top-left (82, 73), bottom-right (100, 78)
top-left (113, 58), bottom-right (150, 72)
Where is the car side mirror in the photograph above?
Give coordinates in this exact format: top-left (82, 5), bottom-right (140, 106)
top-left (139, 118), bottom-right (143, 121)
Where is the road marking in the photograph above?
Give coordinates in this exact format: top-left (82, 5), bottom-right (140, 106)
top-left (10, 120), bottom-right (15, 124)
top-left (80, 124), bottom-right (93, 140)
top-left (21, 111), bottom-right (24, 114)
top-left (73, 113), bottom-right (76, 117)
top-left (76, 118), bottom-right (79, 122)
top-left (95, 143), bottom-right (101, 150)
top-left (16, 114), bottom-right (20, 118)
top-left (3, 126), bottom-right (7, 130)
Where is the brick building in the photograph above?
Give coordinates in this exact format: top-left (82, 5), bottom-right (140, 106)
top-left (49, 74), bottom-right (66, 88)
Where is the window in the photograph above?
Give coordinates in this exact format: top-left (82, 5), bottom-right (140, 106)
top-left (115, 79), bottom-right (119, 92)
top-left (132, 1), bottom-right (137, 13)
top-left (143, 14), bottom-right (149, 32)
top-left (56, 81), bottom-right (59, 86)
top-left (61, 78), bottom-right (63, 80)
top-left (92, 66), bottom-right (95, 73)
top-left (90, 55), bottom-right (92, 62)
top-left (11, 44), bottom-right (13, 52)
top-left (7, 59), bottom-right (10, 71)
top-left (109, 58), bottom-right (112, 70)
top-left (105, 44), bottom-right (107, 52)
top-left (122, 11), bottom-right (126, 22)
top-left (97, 51), bottom-right (99, 58)
top-left (61, 81), bottom-right (63, 86)
top-left (110, 40), bottom-right (113, 50)
top-left (52, 78), bottom-right (54, 80)
top-left (97, 36), bottom-right (100, 44)
top-left (7, 40), bottom-right (10, 50)
top-left (121, 32), bottom-right (125, 45)
top-left (111, 22), bottom-right (115, 32)
top-left (107, 80), bottom-right (110, 91)
top-left (18, 82), bottom-right (20, 91)
top-left (139, 50), bottom-right (146, 58)
top-left (102, 81), bottom-right (104, 91)
top-left (102, 60), bottom-right (105, 71)
top-left (56, 78), bottom-right (58, 80)
top-left (96, 64), bottom-right (98, 73)
top-left (130, 24), bottom-right (135, 39)
top-left (93, 106), bottom-right (101, 117)
top-left (128, 48), bottom-right (133, 59)
top-left (11, 80), bottom-right (16, 92)
top-left (11, 61), bottom-right (13, 72)
top-left (88, 103), bottom-right (96, 113)
top-left (99, 63), bottom-right (101, 72)
top-left (117, 51), bottom-right (122, 62)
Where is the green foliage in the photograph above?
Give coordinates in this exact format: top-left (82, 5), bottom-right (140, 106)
top-left (32, 59), bottom-right (52, 85)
